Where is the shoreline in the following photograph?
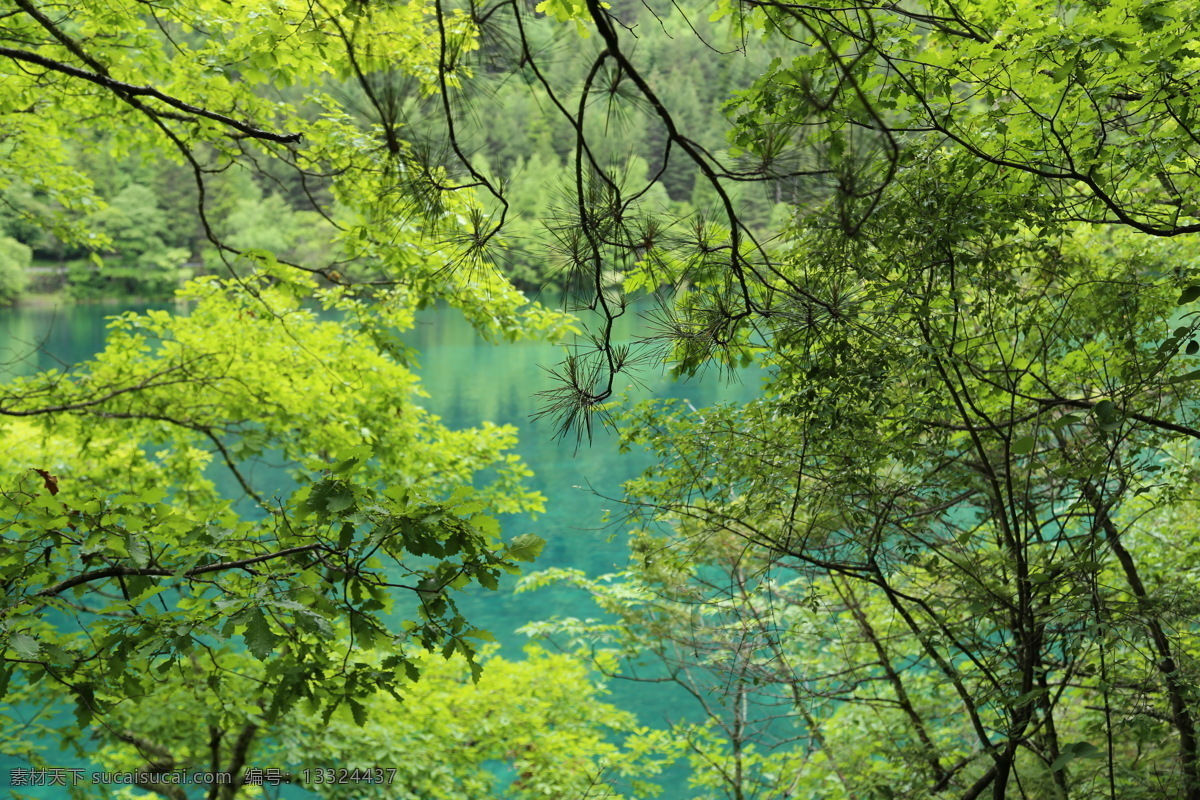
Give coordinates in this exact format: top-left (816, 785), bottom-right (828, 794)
top-left (8, 292), bottom-right (176, 309)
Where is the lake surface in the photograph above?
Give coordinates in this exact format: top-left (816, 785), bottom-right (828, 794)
top-left (0, 298), bottom-right (764, 798)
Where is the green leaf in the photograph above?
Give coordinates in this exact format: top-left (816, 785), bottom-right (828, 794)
top-left (304, 479), bottom-right (356, 516)
top-left (337, 522), bottom-right (356, 550)
top-left (1050, 413), bottom-right (1082, 430)
top-left (243, 608), bottom-right (282, 660)
top-left (1008, 690), bottom-right (1046, 705)
top-left (1169, 369), bottom-right (1200, 384)
top-left (1092, 399), bottom-right (1120, 430)
top-left (347, 696), bottom-right (368, 726)
top-left (507, 533), bottom-right (546, 562)
top-left (1011, 435), bottom-right (1035, 455)
top-left (332, 444), bottom-right (373, 476)
top-left (8, 632), bottom-right (40, 659)
top-left (1051, 741), bottom-right (1101, 772)
top-left (73, 683), bottom-right (98, 728)
top-left (1178, 285), bottom-right (1200, 304)
top-left (476, 569), bottom-right (499, 590)
top-left (126, 533), bottom-right (149, 568)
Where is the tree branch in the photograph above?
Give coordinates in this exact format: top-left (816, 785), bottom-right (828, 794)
top-left (0, 42), bottom-right (300, 144)
top-left (0, 544), bottom-right (324, 620)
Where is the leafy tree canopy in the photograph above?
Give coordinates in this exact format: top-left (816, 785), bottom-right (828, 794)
top-left (0, 0), bottom-right (580, 793)
top-left (6, 0), bottom-right (1200, 798)
top-left (489, 1), bottom-right (1200, 799)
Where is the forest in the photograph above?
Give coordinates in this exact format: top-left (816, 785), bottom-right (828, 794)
top-left (2, 0), bottom-right (1200, 799)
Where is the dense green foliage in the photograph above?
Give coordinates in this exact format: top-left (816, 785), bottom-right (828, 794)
top-left (5, 0), bottom-right (1200, 798)
top-left (0, 1), bottom-right (588, 796)
top-left (0, 278), bottom-right (566, 794)
top-left (79, 645), bottom-right (671, 800)
top-left (0, 0), bottom-right (769, 302)
top-left (0, 238), bottom-right (30, 305)
top-left (487, 0), bottom-right (1200, 798)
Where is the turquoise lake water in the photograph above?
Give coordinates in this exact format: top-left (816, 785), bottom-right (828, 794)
top-left (0, 298), bottom-right (764, 798)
